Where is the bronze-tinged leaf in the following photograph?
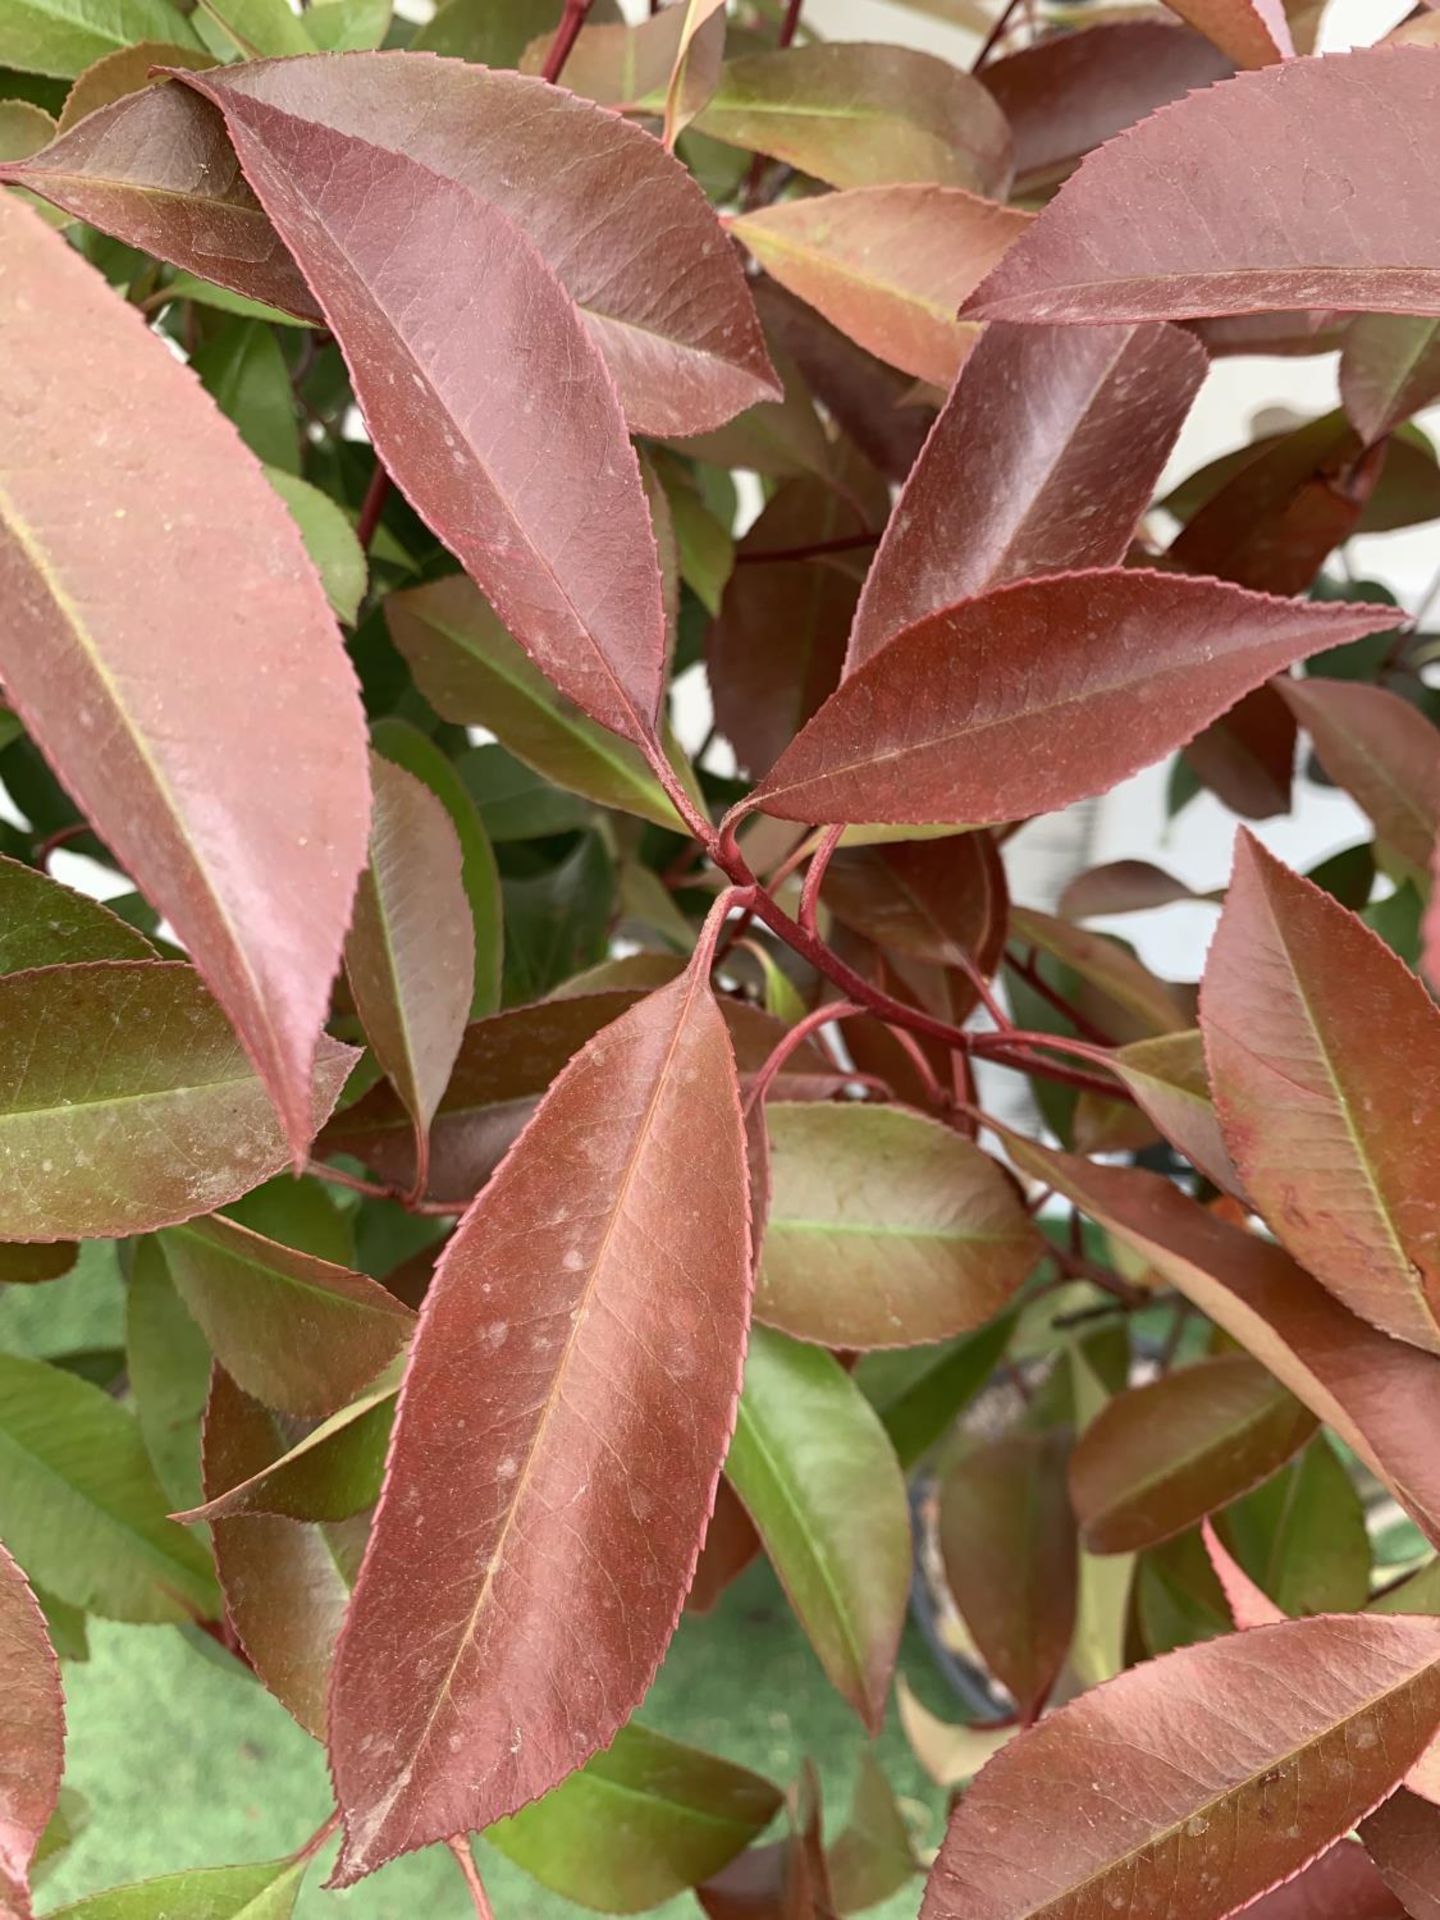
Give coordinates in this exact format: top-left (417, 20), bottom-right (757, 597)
top-left (1164, 0), bottom-right (1291, 65)
top-left (345, 754), bottom-right (475, 1195)
top-left (0, 197), bottom-right (369, 1153)
top-left (326, 956), bottom-right (752, 1881)
top-left (1009, 907), bottom-right (1190, 1042)
top-left (1182, 683), bottom-right (1297, 824)
top-left (980, 21), bottom-right (1232, 194)
top-left (1109, 1032), bottom-right (1243, 1196)
top-left (822, 832), bottom-right (1009, 1015)
top-left (159, 1214), bottom-right (413, 1419)
top-left (57, 40), bottom-right (217, 129)
top-left (1343, 316), bottom-right (1440, 446)
top-left (0, 1540), bottom-right (63, 1920)
top-left (846, 323), bottom-right (1206, 670)
top-left (1227, 1839), bottom-right (1405, 1918)
top-left (965, 49), bottom-right (1440, 326)
top-left (1059, 860), bottom-right (1203, 921)
top-left (177, 70), bottom-right (667, 753)
top-left (921, 1614), bottom-right (1440, 1920)
top-left (757, 1103), bottom-right (1039, 1349)
top-left (1069, 1355), bottom-right (1316, 1555)
top-left (1202, 1514), bottom-right (1284, 1631)
top-left (0, 84), bottom-right (320, 320)
top-left (200, 1368), bottom-right (361, 1741)
top-left (1008, 1137), bottom-right (1440, 1549)
top-left (10, 54), bottom-right (775, 435)
top-left (708, 477), bottom-right (873, 781)
top-left (0, 855), bottom-right (154, 974)
top-left (696, 43), bottom-right (1013, 198)
top-left (1201, 833), bottom-right (1440, 1356)
top-left (731, 186), bottom-right (1028, 389)
top-left (938, 1428), bottom-right (1076, 1723)
top-left (1280, 678), bottom-right (1440, 881)
top-left (749, 571), bottom-right (1398, 828)
top-left (0, 963), bottom-right (355, 1242)
top-left (1362, 1787), bottom-right (1440, 1918)
top-left (826, 1749), bottom-right (919, 1915)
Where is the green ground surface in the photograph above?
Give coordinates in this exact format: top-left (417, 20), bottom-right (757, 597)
top-left (7, 1253), bottom-right (953, 1919)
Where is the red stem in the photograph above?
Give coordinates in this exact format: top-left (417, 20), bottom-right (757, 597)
top-left (541, 0), bottom-right (596, 84)
top-left (743, 1000), bottom-right (863, 1115)
top-left (355, 461), bottom-right (392, 552)
top-left (972, 0), bottom-right (1025, 70)
top-left (1005, 947), bottom-right (1114, 1046)
top-left (777, 0), bottom-right (804, 48)
top-left (295, 1812), bottom-right (341, 1865)
top-left (799, 825), bottom-right (842, 937)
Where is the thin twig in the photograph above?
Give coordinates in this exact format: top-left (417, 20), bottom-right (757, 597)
top-left (1004, 947), bottom-right (1114, 1046)
top-left (295, 1811), bottom-right (341, 1864)
top-left (799, 825), bottom-right (842, 937)
top-left (734, 529), bottom-right (880, 566)
top-left (971, 0), bottom-right (1025, 71)
top-left (743, 1000), bottom-right (863, 1115)
top-left (355, 461), bottom-right (392, 552)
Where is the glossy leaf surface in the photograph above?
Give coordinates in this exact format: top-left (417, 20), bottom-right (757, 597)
top-left (1281, 677), bottom-right (1440, 880)
top-left (1202, 833), bottom-right (1440, 1354)
top-left (966, 49), bottom-right (1440, 325)
top-left (725, 1325), bottom-right (909, 1732)
top-left (181, 68), bottom-right (667, 752)
top-left (46, 1857), bottom-right (306, 1918)
top-left (847, 322), bottom-right (1205, 669)
top-left (751, 571), bottom-right (1397, 827)
top-left (160, 1213), bottom-right (412, 1418)
top-left (1362, 1788), bottom-right (1440, 1919)
top-left (1069, 1354), bottom-right (1316, 1554)
top-left (0, 196), bottom-right (369, 1150)
top-left (922, 1615), bottom-right (1440, 1920)
top-left (756, 1103), bottom-right (1039, 1348)
top-left (327, 956), bottom-right (752, 1877)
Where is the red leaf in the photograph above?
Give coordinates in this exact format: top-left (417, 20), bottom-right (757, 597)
top-left (326, 954), bottom-right (752, 1880)
top-left (980, 20), bottom-right (1232, 194)
top-left (346, 754), bottom-right (475, 1196)
top-left (1362, 1788), bottom-right (1440, 1918)
top-left (1342, 316), bottom-right (1440, 446)
top-left (747, 571), bottom-right (1398, 828)
top-left (1008, 1137), bottom-right (1440, 1549)
top-left (201, 1368), bottom-right (360, 1741)
top-left (846, 323), bottom-right (1205, 670)
top-left (7, 56), bottom-right (776, 437)
top-left (1163, 0), bottom-right (1292, 66)
top-left (1246, 1839), bottom-right (1407, 1918)
top-left (1201, 1516), bottom-right (1285, 1629)
top-left (1281, 677), bottom-right (1440, 879)
top-left (0, 1542), bottom-right (63, 1920)
top-left (0, 197), bottom-right (368, 1155)
top-left (1202, 834), bottom-right (1440, 1355)
top-left (178, 70), bottom-right (667, 752)
top-left (965, 49), bottom-right (1440, 326)
top-left (921, 1615), bottom-right (1440, 1920)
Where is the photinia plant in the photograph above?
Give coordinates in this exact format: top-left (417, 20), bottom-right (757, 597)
top-left (8, 0), bottom-right (1440, 1913)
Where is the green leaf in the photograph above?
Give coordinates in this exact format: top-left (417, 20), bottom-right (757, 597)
top-left (412, 0), bottom-right (563, 67)
top-left (126, 1237), bottom-right (211, 1513)
top-left (386, 574), bottom-right (697, 830)
top-left (0, 962), bottom-right (356, 1241)
top-left (857, 1312), bottom-right (1015, 1468)
top-left (302, 0), bottom-right (390, 49)
top-left (194, 0), bottom-right (313, 57)
top-left (371, 718), bottom-right (503, 1018)
top-left (502, 833), bottom-right (614, 1005)
top-left (487, 1724), bottom-right (784, 1912)
top-left (826, 1749), bottom-right (919, 1914)
top-left (264, 467), bottom-right (367, 623)
top-left (46, 1855), bottom-right (306, 1918)
top-left (1222, 1435), bottom-right (1371, 1616)
top-left (725, 1324), bottom-right (910, 1731)
top-left (0, 0), bottom-right (200, 78)
top-left (757, 1103), bottom-right (1040, 1349)
top-left (0, 1349), bottom-right (217, 1622)
top-left (0, 854), bottom-right (155, 973)
top-left (165, 271), bottom-right (312, 329)
top-left (454, 741), bottom-right (593, 843)
top-left (192, 319), bottom-right (301, 474)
